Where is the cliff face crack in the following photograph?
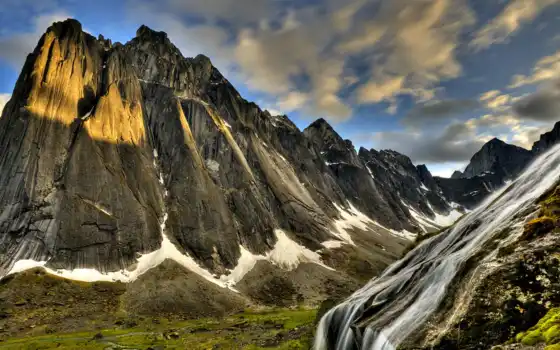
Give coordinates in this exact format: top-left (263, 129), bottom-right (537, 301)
top-left (41, 39), bottom-right (56, 85)
top-left (75, 195), bottom-right (115, 218)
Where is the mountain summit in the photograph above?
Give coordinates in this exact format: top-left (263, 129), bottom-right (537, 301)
top-left (456, 137), bottom-right (533, 180)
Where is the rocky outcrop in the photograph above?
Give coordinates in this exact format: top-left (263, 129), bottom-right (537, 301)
top-left (0, 19), bottom-right (163, 273)
top-left (532, 121), bottom-right (560, 154)
top-left (303, 119), bottom-right (463, 233)
top-left (440, 138), bottom-right (536, 209)
top-left (452, 138), bottom-right (533, 184)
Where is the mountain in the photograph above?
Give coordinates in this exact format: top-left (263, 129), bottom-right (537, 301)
top-left (438, 137), bottom-right (551, 209)
top-left (0, 18), bottom-right (468, 318)
top-left (1, 19), bottom-right (560, 341)
top-left (316, 142), bottom-right (560, 350)
top-left (303, 119), bottom-right (462, 234)
top-left (532, 121), bottom-right (560, 154)
top-left (453, 138), bottom-right (533, 182)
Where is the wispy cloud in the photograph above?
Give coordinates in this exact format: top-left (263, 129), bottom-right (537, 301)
top-left (127, 0), bottom-right (475, 121)
top-left (509, 49), bottom-right (560, 88)
top-left (403, 99), bottom-right (480, 127)
top-left (471, 0), bottom-right (560, 50)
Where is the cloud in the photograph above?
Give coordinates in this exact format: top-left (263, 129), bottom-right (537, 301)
top-left (471, 0), bottom-right (560, 50)
top-left (513, 80), bottom-right (560, 121)
top-left (511, 124), bottom-right (552, 148)
top-left (371, 108), bottom-right (552, 163)
top-left (127, 0), bottom-right (475, 121)
top-left (403, 99), bottom-right (480, 126)
top-left (467, 114), bottom-right (520, 129)
top-left (509, 50), bottom-right (560, 88)
top-left (479, 90), bottom-right (501, 102)
top-left (479, 91), bottom-right (513, 110)
top-left (0, 93), bottom-right (10, 116)
top-left (372, 122), bottom-right (486, 163)
top-left (0, 12), bottom-right (70, 68)
top-left (353, 0), bottom-right (475, 109)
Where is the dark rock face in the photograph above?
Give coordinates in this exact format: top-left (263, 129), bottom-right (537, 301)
top-left (434, 176), bottom-right (494, 209)
top-left (0, 19), bottom-right (163, 273)
top-left (442, 138), bottom-right (537, 208)
top-left (532, 121), bottom-right (560, 154)
top-left (303, 120), bottom-right (462, 233)
top-left (2, 19), bottom-right (557, 302)
top-left (454, 138), bottom-right (533, 183)
top-left (0, 19), bottom-right (418, 282)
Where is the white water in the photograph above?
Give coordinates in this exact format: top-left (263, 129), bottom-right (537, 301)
top-left (315, 143), bottom-right (560, 350)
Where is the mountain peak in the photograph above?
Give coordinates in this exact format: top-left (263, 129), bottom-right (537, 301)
top-left (485, 137), bottom-right (506, 146)
top-left (136, 24), bottom-right (168, 40)
top-left (462, 138), bottom-right (533, 179)
top-left (307, 118), bottom-right (332, 130)
top-left (49, 18), bottom-right (83, 33)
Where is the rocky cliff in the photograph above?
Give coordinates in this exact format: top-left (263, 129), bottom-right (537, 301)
top-left (532, 121), bottom-right (560, 154)
top-left (0, 19), bottom-right (558, 317)
top-left (0, 19), bottom-right (460, 311)
top-left (459, 138), bottom-right (533, 180)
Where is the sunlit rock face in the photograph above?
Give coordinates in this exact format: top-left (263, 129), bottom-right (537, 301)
top-left (2, 18), bottom-right (556, 305)
top-left (0, 19), bottom-right (163, 273)
top-left (0, 19), bottom-right (413, 284)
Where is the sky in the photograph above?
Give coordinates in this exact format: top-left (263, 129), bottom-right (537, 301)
top-left (1, 0), bottom-right (560, 177)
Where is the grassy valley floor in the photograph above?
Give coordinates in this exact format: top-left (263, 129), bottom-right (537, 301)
top-left (0, 308), bottom-right (316, 349)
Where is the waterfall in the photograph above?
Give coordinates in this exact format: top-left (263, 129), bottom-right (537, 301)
top-left (315, 143), bottom-right (560, 350)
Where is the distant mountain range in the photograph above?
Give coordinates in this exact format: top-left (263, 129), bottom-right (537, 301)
top-left (0, 18), bottom-right (558, 315)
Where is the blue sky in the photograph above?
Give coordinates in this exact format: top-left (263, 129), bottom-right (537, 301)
top-left (1, 0), bottom-right (560, 176)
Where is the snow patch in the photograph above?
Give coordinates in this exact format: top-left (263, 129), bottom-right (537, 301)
top-left (220, 229), bottom-right (335, 286)
top-left (420, 183), bottom-right (429, 191)
top-left (7, 229), bottom-right (334, 290)
top-left (426, 202), bottom-right (464, 227)
top-left (367, 166), bottom-right (375, 179)
top-left (205, 159), bottom-right (220, 173)
top-left (403, 201), bottom-right (463, 233)
top-left (321, 240), bottom-right (344, 249)
top-left (267, 229), bottom-right (331, 270)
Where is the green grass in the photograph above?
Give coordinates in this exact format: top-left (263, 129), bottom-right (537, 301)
top-left (0, 308), bottom-right (317, 350)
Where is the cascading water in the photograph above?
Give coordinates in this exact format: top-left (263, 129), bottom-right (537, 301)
top-left (315, 143), bottom-right (560, 350)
